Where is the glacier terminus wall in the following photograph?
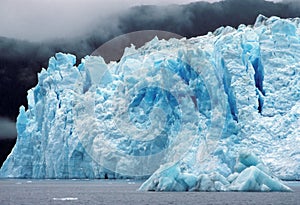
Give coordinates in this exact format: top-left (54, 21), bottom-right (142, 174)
top-left (1, 15), bottom-right (299, 191)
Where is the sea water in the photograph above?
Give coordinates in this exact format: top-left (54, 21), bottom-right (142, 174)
top-left (0, 179), bottom-right (299, 205)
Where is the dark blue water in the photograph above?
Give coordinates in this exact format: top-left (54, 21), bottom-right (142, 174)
top-left (0, 179), bottom-right (299, 205)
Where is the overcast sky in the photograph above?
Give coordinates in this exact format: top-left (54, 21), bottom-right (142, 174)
top-left (0, 0), bottom-right (287, 41)
top-left (0, 0), bottom-right (220, 41)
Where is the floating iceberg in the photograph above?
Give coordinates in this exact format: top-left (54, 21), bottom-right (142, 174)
top-left (1, 15), bottom-right (299, 192)
top-left (140, 151), bottom-right (291, 192)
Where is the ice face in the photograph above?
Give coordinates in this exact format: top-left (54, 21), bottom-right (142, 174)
top-left (1, 15), bottom-right (299, 192)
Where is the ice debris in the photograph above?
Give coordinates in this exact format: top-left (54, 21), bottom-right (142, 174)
top-left (140, 151), bottom-right (292, 191)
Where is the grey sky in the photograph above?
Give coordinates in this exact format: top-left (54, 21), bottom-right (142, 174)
top-left (0, 0), bottom-right (223, 41)
top-left (0, 0), bottom-right (286, 41)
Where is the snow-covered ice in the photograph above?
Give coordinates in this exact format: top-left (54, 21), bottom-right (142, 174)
top-left (1, 15), bottom-right (299, 191)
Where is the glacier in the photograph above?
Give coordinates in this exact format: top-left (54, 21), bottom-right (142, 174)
top-left (1, 15), bottom-right (299, 192)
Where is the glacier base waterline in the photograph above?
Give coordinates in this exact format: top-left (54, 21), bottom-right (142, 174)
top-left (1, 15), bottom-right (299, 192)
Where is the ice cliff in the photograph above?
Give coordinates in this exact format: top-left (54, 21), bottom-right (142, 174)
top-left (1, 15), bottom-right (299, 192)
